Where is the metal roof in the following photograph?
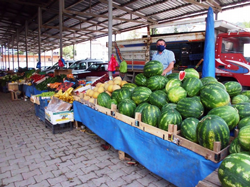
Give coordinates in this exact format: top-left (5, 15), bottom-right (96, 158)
top-left (0, 0), bottom-right (250, 53)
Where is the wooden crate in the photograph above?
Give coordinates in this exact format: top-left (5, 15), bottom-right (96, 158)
top-left (10, 91), bottom-right (20, 101)
top-left (8, 83), bottom-right (19, 91)
top-left (54, 69), bottom-right (72, 76)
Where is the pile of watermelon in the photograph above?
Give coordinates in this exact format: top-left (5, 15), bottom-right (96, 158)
top-left (97, 60), bottom-right (250, 153)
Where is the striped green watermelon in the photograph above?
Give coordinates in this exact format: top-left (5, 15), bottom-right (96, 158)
top-left (131, 87), bottom-right (152, 105)
top-left (241, 90), bottom-right (250, 99)
top-left (135, 73), bottom-right (147, 86)
top-left (200, 76), bottom-right (217, 85)
top-left (238, 116), bottom-right (250, 130)
top-left (182, 77), bottom-right (203, 97)
top-left (181, 118), bottom-right (199, 142)
top-left (161, 103), bottom-right (177, 113)
top-left (141, 104), bottom-right (161, 127)
top-left (233, 102), bottom-right (250, 119)
top-left (229, 137), bottom-right (247, 154)
top-left (207, 106), bottom-right (240, 130)
top-left (238, 125), bottom-right (250, 150)
top-left (197, 115), bottom-right (230, 150)
top-left (167, 86), bottom-right (187, 103)
top-left (135, 103), bottom-right (150, 113)
top-left (166, 73), bottom-right (179, 80)
top-left (122, 83), bottom-right (137, 92)
top-left (118, 99), bottom-right (136, 118)
top-left (149, 90), bottom-right (168, 109)
top-left (111, 89), bottom-right (120, 101)
top-left (200, 87), bottom-right (230, 110)
top-left (147, 75), bottom-right (168, 91)
top-left (143, 60), bottom-right (164, 78)
top-left (176, 97), bottom-right (204, 119)
top-left (116, 89), bottom-right (132, 103)
top-left (201, 82), bottom-right (226, 91)
top-left (107, 99), bottom-right (117, 109)
top-left (218, 153), bottom-right (250, 187)
top-left (184, 68), bottom-right (199, 79)
top-left (165, 79), bottom-right (182, 93)
top-left (225, 81), bottom-right (242, 97)
top-left (232, 95), bottom-right (249, 104)
top-left (159, 109), bottom-right (182, 130)
top-left (97, 92), bottom-right (111, 108)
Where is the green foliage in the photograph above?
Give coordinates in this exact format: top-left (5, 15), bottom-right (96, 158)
top-left (63, 45), bottom-right (74, 59)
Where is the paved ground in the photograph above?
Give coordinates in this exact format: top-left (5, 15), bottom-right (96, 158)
top-left (0, 92), bottom-right (176, 187)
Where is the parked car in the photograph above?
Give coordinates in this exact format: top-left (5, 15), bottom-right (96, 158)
top-left (73, 62), bottom-right (119, 79)
top-left (44, 60), bottom-right (75, 74)
top-left (69, 59), bottom-right (105, 74)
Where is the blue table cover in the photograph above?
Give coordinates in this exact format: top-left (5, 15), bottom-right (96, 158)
top-left (73, 101), bottom-right (220, 187)
top-left (34, 87), bottom-right (48, 95)
top-left (24, 85), bottom-right (34, 97)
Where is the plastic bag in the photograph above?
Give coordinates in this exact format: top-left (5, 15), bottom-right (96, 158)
top-left (58, 59), bottom-right (64, 67)
top-left (120, 60), bottom-right (127, 73)
top-left (47, 96), bottom-right (72, 112)
top-left (108, 54), bottom-right (119, 71)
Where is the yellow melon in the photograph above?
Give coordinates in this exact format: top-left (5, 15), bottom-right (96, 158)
top-left (114, 79), bottom-right (122, 86)
top-left (113, 85), bottom-right (121, 92)
top-left (89, 98), bottom-right (95, 103)
top-left (93, 91), bottom-right (99, 99)
top-left (93, 87), bottom-right (99, 92)
top-left (121, 80), bottom-right (128, 87)
top-left (105, 91), bottom-right (111, 96)
top-left (88, 90), bottom-right (94, 97)
top-left (97, 86), bottom-right (105, 93)
top-left (96, 83), bottom-right (102, 87)
top-left (83, 96), bottom-right (90, 101)
top-left (108, 80), bottom-right (114, 85)
top-left (107, 85), bottom-right (114, 93)
top-left (114, 76), bottom-right (122, 81)
top-left (104, 83), bottom-right (110, 91)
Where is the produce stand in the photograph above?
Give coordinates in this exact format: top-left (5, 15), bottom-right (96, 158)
top-left (73, 101), bottom-right (220, 187)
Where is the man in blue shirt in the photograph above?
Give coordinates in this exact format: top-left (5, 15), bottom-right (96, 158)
top-left (152, 39), bottom-right (175, 76)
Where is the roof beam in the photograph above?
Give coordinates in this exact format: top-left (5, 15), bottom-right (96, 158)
top-left (0, 0), bottom-right (47, 7)
top-left (184, 0), bottom-right (221, 12)
top-left (41, 25), bottom-right (108, 33)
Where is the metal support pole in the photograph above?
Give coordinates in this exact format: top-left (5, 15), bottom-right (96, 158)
top-left (44, 51), bottom-right (46, 66)
top-left (215, 12), bottom-right (218, 20)
top-left (25, 20), bottom-right (28, 68)
top-left (4, 44), bottom-right (7, 70)
top-left (12, 35), bottom-right (14, 70)
top-left (90, 40), bottom-right (92, 59)
top-left (59, 0), bottom-right (64, 59)
top-left (52, 50), bottom-right (53, 65)
top-left (8, 42), bottom-right (10, 70)
top-left (38, 7), bottom-right (41, 69)
top-left (108, 0), bottom-right (113, 79)
top-left (73, 31), bottom-right (75, 60)
top-left (17, 29), bottom-right (19, 69)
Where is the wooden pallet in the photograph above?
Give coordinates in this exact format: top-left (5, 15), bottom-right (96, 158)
top-left (196, 169), bottom-right (221, 187)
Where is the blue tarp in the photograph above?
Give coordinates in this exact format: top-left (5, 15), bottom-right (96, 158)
top-left (24, 85), bottom-right (35, 97)
top-left (202, 7), bottom-right (215, 78)
top-left (34, 88), bottom-right (48, 95)
top-left (73, 101), bottom-right (220, 187)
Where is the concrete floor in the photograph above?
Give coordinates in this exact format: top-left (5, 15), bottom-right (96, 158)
top-left (0, 92), bottom-right (176, 187)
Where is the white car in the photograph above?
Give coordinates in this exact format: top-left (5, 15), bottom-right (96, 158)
top-left (68, 59), bottom-right (105, 74)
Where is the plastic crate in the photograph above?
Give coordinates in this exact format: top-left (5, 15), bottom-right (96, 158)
top-left (39, 97), bottom-right (51, 109)
top-left (45, 119), bottom-right (73, 134)
top-left (38, 108), bottom-right (45, 122)
top-left (34, 104), bottom-right (40, 117)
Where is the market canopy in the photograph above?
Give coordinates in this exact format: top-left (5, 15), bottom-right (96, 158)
top-left (0, 0), bottom-right (250, 53)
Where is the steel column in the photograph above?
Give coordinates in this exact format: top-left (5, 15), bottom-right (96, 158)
top-left (52, 50), bottom-right (53, 65)
top-left (12, 35), bottom-right (14, 70)
top-left (25, 20), bottom-right (28, 68)
top-left (108, 0), bottom-right (113, 79)
top-left (17, 29), bottom-right (20, 68)
top-left (38, 7), bottom-right (42, 69)
top-left (4, 44), bottom-right (7, 70)
top-left (8, 42), bottom-right (10, 70)
top-left (90, 40), bottom-right (92, 59)
top-left (44, 51), bottom-right (46, 66)
top-left (59, 0), bottom-right (64, 59)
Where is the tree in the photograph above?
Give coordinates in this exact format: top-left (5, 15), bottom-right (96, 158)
top-left (63, 45), bottom-right (74, 59)
top-left (126, 30), bottom-right (141, 39)
top-left (174, 27), bottom-right (179, 33)
top-left (150, 28), bottom-right (159, 35)
top-left (243, 21), bottom-right (250, 28)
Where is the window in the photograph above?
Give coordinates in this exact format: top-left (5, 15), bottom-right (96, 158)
top-left (79, 62), bottom-right (86, 70)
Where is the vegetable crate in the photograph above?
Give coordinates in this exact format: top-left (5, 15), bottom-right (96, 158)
top-left (45, 119), bottom-right (73, 134)
top-left (8, 83), bottom-right (19, 91)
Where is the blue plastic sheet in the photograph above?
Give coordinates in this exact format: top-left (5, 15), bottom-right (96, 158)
top-left (34, 88), bottom-right (48, 95)
top-left (24, 85), bottom-right (35, 97)
top-left (202, 7), bottom-right (215, 78)
top-left (73, 102), bottom-right (220, 187)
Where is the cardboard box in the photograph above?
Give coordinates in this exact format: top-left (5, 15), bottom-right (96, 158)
top-left (45, 108), bottom-right (74, 125)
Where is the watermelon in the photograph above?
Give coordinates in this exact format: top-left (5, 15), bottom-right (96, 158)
top-left (200, 87), bottom-right (230, 110)
top-left (218, 153), bottom-right (250, 187)
top-left (181, 118), bottom-right (199, 142)
top-left (161, 103), bottom-right (177, 113)
top-left (207, 106), bottom-right (240, 130)
top-left (131, 87), bottom-right (152, 105)
top-left (111, 89), bottom-right (120, 101)
top-left (149, 90), bottom-right (168, 109)
top-left (184, 68), bottom-right (199, 79)
top-left (232, 94), bottom-right (249, 104)
top-left (97, 92), bottom-right (111, 108)
top-left (165, 79), bottom-right (182, 93)
top-left (159, 109), bottom-right (182, 130)
top-left (116, 89), bottom-right (132, 103)
top-left (167, 86), bottom-right (187, 103)
top-left (107, 99), bottom-right (117, 109)
top-left (179, 71), bottom-right (186, 81)
top-left (229, 137), bottom-right (247, 154)
top-left (118, 99), bottom-right (136, 118)
top-left (241, 90), bottom-right (250, 99)
top-left (166, 73), bottom-right (179, 80)
top-left (238, 125), bottom-right (250, 150)
top-left (143, 60), bottom-right (164, 78)
top-left (225, 81), bottom-right (242, 97)
top-left (135, 73), bottom-right (147, 86)
top-left (141, 104), bottom-right (161, 127)
top-left (238, 116), bottom-right (250, 130)
top-left (182, 77), bottom-right (203, 97)
top-left (122, 83), bottom-right (137, 92)
top-left (196, 115), bottom-right (230, 150)
top-left (147, 75), bottom-right (168, 91)
top-left (200, 76), bottom-right (217, 85)
top-left (135, 103), bottom-right (150, 113)
top-left (233, 102), bottom-right (250, 119)
top-left (176, 97), bottom-right (204, 119)
top-left (201, 81), bottom-right (226, 91)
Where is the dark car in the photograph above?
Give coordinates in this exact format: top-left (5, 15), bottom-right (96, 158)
top-left (73, 63), bottom-right (119, 79)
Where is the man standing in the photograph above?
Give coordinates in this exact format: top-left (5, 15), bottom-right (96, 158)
top-left (152, 39), bottom-right (175, 76)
